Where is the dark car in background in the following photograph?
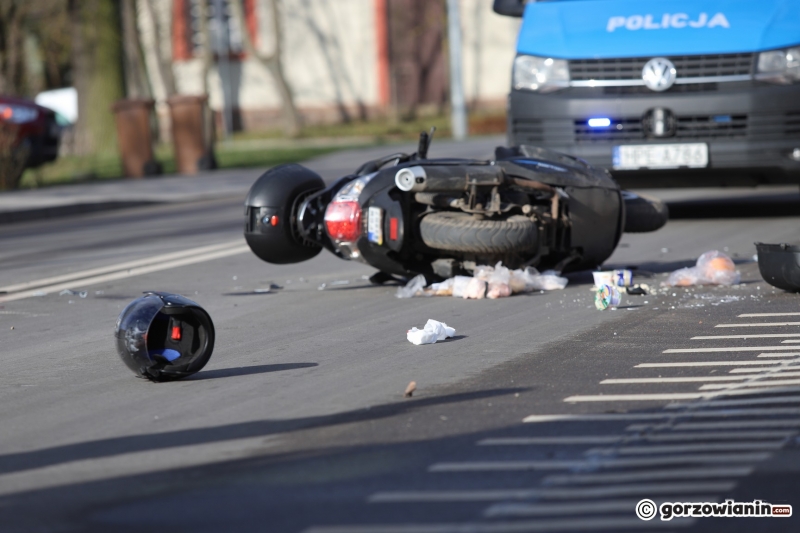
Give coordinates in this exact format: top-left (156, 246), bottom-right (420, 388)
top-left (0, 95), bottom-right (60, 189)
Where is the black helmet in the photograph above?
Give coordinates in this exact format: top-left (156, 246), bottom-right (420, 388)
top-left (114, 292), bottom-right (215, 382)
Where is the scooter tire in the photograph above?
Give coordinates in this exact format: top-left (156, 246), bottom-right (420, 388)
top-left (420, 211), bottom-right (538, 254)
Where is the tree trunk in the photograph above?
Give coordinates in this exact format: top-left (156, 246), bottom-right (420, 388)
top-left (230, 0), bottom-right (300, 136)
top-left (121, 0), bottom-right (150, 99)
top-left (69, 0), bottom-right (125, 155)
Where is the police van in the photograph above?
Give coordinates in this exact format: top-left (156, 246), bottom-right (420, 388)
top-left (493, 0), bottom-right (800, 186)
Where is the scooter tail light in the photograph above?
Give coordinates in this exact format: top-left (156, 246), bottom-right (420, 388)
top-left (324, 200), bottom-right (362, 242)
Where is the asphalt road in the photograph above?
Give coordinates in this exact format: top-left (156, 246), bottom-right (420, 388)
top-left (1, 139), bottom-right (800, 532)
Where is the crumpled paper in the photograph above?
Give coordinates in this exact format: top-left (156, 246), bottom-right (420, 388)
top-left (407, 319), bottom-right (456, 345)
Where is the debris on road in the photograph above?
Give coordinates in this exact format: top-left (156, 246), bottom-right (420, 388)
top-left (626, 284), bottom-right (650, 296)
top-left (407, 319), bottom-right (456, 345)
top-left (592, 269), bottom-right (633, 287)
top-left (396, 262), bottom-right (567, 299)
top-left (595, 284), bottom-right (621, 310)
top-left (665, 250), bottom-right (741, 287)
top-left (404, 381), bottom-right (417, 397)
top-left (59, 289), bottom-right (88, 298)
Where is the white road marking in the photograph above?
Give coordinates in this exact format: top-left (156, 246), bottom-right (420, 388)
top-left (304, 516), bottom-right (693, 533)
top-left (602, 373), bottom-right (800, 384)
top-left (0, 241), bottom-right (241, 293)
top-left (693, 333), bottom-right (800, 339)
top-left (563, 386), bottom-right (800, 401)
top-left (367, 482), bottom-right (736, 502)
top-left (523, 413), bottom-right (671, 423)
top-left (483, 498), bottom-right (714, 517)
top-left (0, 244), bottom-right (250, 303)
top-left (664, 346), bottom-right (800, 353)
top-left (586, 441), bottom-right (784, 456)
top-left (481, 431), bottom-right (794, 446)
top-left (636, 361), bottom-right (784, 368)
top-left (428, 453), bottom-right (770, 472)
top-left (758, 353), bottom-right (800, 358)
top-left (666, 396), bottom-right (800, 409)
top-left (700, 378), bottom-right (800, 390)
top-left (669, 420), bottom-right (800, 430)
top-left (739, 313), bottom-right (800, 317)
top-left (782, 340), bottom-right (800, 343)
top-left (716, 322), bottom-right (800, 328)
top-left (730, 366), bottom-right (800, 374)
top-left (543, 467), bottom-right (752, 486)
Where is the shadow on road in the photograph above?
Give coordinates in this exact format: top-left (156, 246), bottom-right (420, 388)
top-left (667, 192), bottom-right (800, 220)
top-left (187, 363), bottom-right (320, 381)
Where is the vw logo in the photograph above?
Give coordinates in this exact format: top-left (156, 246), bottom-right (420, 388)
top-left (642, 58), bottom-right (677, 92)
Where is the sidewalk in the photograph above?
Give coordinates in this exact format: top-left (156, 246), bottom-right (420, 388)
top-left (0, 136), bottom-right (503, 225)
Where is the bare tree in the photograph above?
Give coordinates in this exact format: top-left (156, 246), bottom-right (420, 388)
top-left (69, 0), bottom-right (125, 155)
top-left (229, 0), bottom-right (300, 136)
top-left (121, 0), bottom-right (150, 99)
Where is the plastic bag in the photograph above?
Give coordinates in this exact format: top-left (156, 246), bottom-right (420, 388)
top-left (396, 274), bottom-right (427, 298)
top-left (509, 267), bottom-right (568, 292)
top-left (451, 276), bottom-right (472, 298)
top-left (665, 250), bottom-right (740, 287)
top-left (407, 319), bottom-right (456, 345)
top-left (487, 262), bottom-right (512, 299)
top-left (464, 278), bottom-right (487, 299)
top-left (429, 278), bottom-right (455, 296)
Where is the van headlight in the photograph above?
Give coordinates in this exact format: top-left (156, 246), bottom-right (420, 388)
top-left (513, 55), bottom-right (570, 93)
top-left (756, 48), bottom-right (800, 84)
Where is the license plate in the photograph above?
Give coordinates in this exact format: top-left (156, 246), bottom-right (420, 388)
top-left (613, 143), bottom-right (708, 170)
top-left (367, 207), bottom-right (383, 245)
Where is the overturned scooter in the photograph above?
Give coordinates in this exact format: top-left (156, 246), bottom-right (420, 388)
top-left (243, 133), bottom-right (667, 280)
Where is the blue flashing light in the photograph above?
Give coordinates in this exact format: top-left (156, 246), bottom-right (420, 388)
top-left (588, 118), bottom-right (611, 128)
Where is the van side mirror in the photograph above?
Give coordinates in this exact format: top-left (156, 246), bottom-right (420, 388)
top-left (492, 0), bottom-right (527, 17)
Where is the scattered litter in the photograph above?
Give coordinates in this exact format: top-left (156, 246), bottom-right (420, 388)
top-left (752, 254), bottom-right (758, 262)
top-left (10, 326), bottom-right (13, 330)
top-left (396, 274), bottom-right (427, 298)
top-left (407, 319), bottom-right (456, 345)
top-left (232, 276), bottom-right (238, 281)
top-left (404, 381), bottom-right (417, 397)
top-left (665, 250), bottom-right (740, 287)
top-left (593, 269), bottom-right (633, 287)
top-left (318, 283), bottom-right (326, 291)
top-left (397, 262), bottom-right (567, 299)
top-left (626, 285), bottom-right (649, 296)
top-left (595, 284), bottom-right (621, 310)
top-left (329, 280), bottom-right (350, 286)
top-left (95, 290), bottom-right (104, 295)
top-left (59, 289), bottom-right (88, 298)
top-left (661, 248), bottom-right (669, 253)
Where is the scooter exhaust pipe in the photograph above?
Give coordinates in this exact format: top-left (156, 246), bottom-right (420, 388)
top-left (395, 165), bottom-right (503, 193)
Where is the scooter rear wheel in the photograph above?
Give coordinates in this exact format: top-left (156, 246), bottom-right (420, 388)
top-left (420, 211), bottom-right (538, 254)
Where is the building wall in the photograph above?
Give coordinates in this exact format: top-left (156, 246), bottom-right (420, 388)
top-left (148, 0), bottom-right (520, 131)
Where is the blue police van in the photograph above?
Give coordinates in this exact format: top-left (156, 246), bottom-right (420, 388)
top-left (493, 0), bottom-right (800, 186)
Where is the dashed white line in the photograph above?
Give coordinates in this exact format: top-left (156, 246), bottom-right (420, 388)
top-left (304, 516), bottom-right (694, 533)
top-left (480, 431), bottom-right (795, 446)
top-left (428, 453), bottom-right (771, 472)
top-left (669, 420), bottom-right (800, 430)
top-left (700, 378), bottom-right (800, 390)
top-left (602, 374), bottom-right (800, 384)
top-left (692, 333), bottom-right (800, 339)
top-left (666, 395), bottom-right (800, 409)
top-left (738, 313), bottom-right (800, 317)
top-left (483, 498), bottom-right (713, 517)
top-left (664, 346), bottom-right (800, 353)
top-left (543, 467), bottom-right (752, 485)
top-left (758, 353), bottom-right (800, 358)
top-left (367, 482), bottom-right (736, 502)
top-left (716, 322), bottom-right (800, 328)
top-left (585, 441), bottom-right (784, 456)
top-left (636, 361), bottom-right (784, 368)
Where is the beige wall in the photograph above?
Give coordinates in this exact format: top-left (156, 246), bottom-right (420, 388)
top-left (145, 0), bottom-right (519, 129)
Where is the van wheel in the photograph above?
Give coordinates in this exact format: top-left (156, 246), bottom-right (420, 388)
top-left (622, 191), bottom-right (669, 233)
